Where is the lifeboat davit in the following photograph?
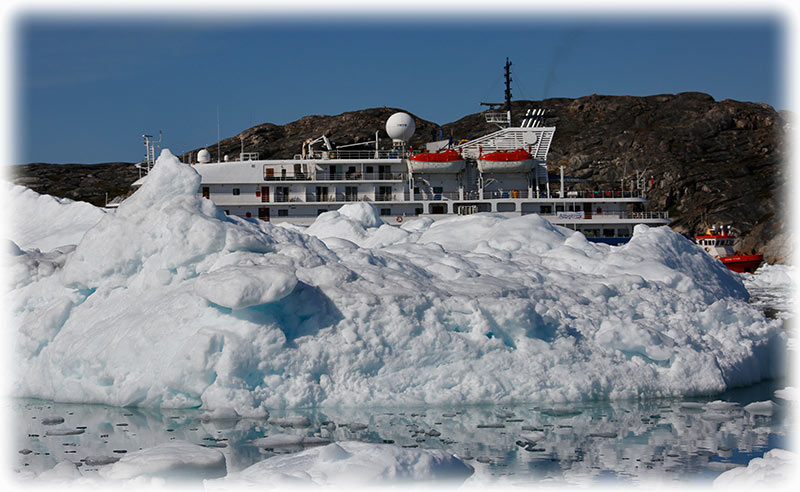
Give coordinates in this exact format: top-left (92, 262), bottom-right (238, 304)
top-left (409, 149), bottom-right (465, 173)
top-left (478, 148), bottom-right (534, 173)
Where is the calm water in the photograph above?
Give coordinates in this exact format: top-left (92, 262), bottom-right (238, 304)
top-left (11, 378), bottom-right (792, 485)
top-left (11, 276), bottom-right (795, 485)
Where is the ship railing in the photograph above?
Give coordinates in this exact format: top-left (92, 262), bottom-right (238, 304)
top-left (413, 192), bottom-right (460, 201)
top-left (264, 173), bottom-right (310, 181)
top-left (484, 190), bottom-right (530, 199)
top-left (484, 111), bottom-right (510, 125)
top-left (340, 193), bottom-right (370, 203)
top-left (314, 172), bottom-right (406, 181)
top-left (557, 190), bottom-right (647, 199)
top-left (294, 149), bottom-right (410, 160)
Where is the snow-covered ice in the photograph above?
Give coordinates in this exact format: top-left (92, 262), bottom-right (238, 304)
top-left (207, 441), bottom-right (473, 487)
top-left (742, 262), bottom-right (796, 319)
top-left (5, 150), bottom-right (787, 415)
top-left (713, 448), bottom-right (798, 488)
top-left (2, 181), bottom-right (106, 252)
top-left (97, 440), bottom-right (226, 481)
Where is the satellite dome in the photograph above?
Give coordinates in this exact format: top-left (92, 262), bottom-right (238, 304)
top-left (197, 149), bottom-right (211, 164)
top-left (386, 112), bottom-right (415, 143)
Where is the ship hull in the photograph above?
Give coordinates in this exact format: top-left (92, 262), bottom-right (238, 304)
top-left (719, 254), bottom-right (763, 273)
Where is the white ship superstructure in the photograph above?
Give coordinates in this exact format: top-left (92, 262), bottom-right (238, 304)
top-left (138, 60), bottom-right (669, 244)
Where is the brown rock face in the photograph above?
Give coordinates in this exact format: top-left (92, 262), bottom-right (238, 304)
top-left (7, 163), bottom-right (141, 207)
top-left (9, 93), bottom-right (790, 263)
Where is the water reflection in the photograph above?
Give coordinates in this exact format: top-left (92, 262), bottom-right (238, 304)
top-left (11, 379), bottom-right (791, 485)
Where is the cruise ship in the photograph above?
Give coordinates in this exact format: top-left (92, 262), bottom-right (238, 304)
top-left (135, 61), bottom-right (669, 244)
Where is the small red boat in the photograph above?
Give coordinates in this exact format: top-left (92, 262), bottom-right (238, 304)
top-left (409, 149), bottom-right (465, 173)
top-left (696, 225), bottom-right (763, 273)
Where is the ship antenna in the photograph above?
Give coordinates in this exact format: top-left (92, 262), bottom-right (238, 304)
top-left (504, 57), bottom-right (512, 125)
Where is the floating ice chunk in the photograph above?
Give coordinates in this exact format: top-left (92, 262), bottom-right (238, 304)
top-left (98, 440), bottom-right (226, 481)
top-left (744, 400), bottom-right (776, 415)
top-left (35, 460), bottom-right (84, 482)
top-left (705, 400), bottom-right (740, 411)
top-left (198, 407), bottom-right (241, 422)
top-left (713, 449), bottom-right (797, 488)
top-left (84, 456), bottom-right (121, 466)
top-left (519, 431), bottom-right (546, 443)
top-left (774, 387), bottom-right (799, 401)
top-left (45, 428), bottom-right (85, 436)
top-left (589, 431), bottom-right (618, 438)
top-left (210, 441), bottom-right (473, 487)
top-left (268, 416), bottom-right (312, 428)
top-left (701, 412), bottom-right (735, 422)
top-left (679, 402), bottom-right (706, 412)
top-left (250, 435), bottom-right (331, 448)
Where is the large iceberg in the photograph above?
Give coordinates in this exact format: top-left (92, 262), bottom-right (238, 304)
top-left (6, 150), bottom-right (786, 415)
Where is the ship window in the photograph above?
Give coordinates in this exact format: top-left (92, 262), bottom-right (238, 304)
top-left (603, 229), bottom-right (615, 237)
top-left (540, 205), bottom-right (552, 214)
top-left (430, 204), bottom-right (446, 214)
top-left (317, 209), bottom-right (327, 216)
top-left (232, 188), bottom-right (240, 195)
top-left (380, 208), bottom-right (391, 216)
top-left (415, 208), bottom-right (423, 215)
top-left (617, 228), bottom-right (630, 237)
top-left (433, 186), bottom-right (443, 194)
top-left (278, 209), bottom-right (288, 217)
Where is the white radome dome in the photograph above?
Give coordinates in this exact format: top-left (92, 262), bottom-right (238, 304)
top-left (197, 149), bottom-right (211, 164)
top-left (386, 112), bottom-right (415, 142)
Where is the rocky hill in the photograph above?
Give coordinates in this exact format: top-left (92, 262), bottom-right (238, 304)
top-left (442, 93), bottom-right (790, 263)
top-left (8, 162), bottom-right (141, 207)
top-left (9, 93), bottom-right (790, 262)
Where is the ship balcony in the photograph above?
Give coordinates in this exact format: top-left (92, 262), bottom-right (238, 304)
top-left (304, 192), bottom-right (410, 203)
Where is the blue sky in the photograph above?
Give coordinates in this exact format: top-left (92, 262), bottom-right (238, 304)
top-left (13, 10), bottom-right (787, 164)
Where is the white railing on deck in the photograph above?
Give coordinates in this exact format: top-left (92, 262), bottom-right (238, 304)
top-left (294, 149), bottom-right (409, 160)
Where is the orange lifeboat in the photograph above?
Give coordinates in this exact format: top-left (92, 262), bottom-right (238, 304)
top-left (478, 149), bottom-right (534, 173)
top-left (408, 149), bottom-right (465, 173)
